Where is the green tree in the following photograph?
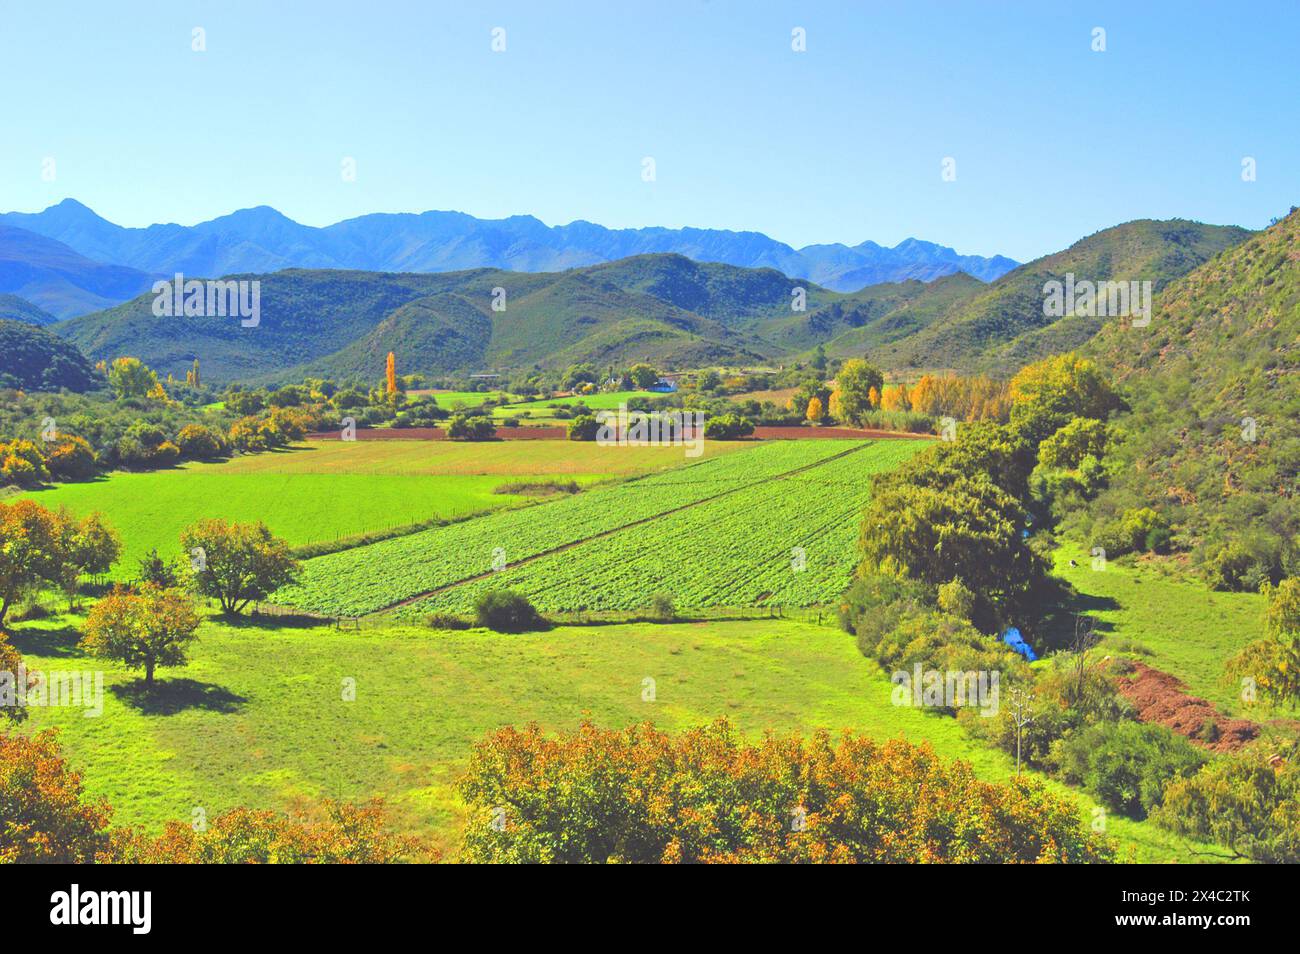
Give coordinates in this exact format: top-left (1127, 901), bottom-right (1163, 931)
top-left (627, 364), bottom-right (659, 390)
top-left (107, 357), bottom-right (160, 401)
top-left (1227, 578), bottom-right (1300, 709)
top-left (567, 414), bottom-right (600, 441)
top-left (833, 360), bottom-right (885, 426)
top-left (180, 519), bottom-right (299, 615)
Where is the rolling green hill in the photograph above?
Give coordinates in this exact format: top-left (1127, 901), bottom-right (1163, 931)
top-left (864, 219), bottom-right (1252, 373)
top-left (0, 318), bottom-right (99, 391)
top-left (1080, 209), bottom-right (1299, 586)
top-left (50, 220), bottom-right (1254, 384)
top-left (0, 292), bottom-right (56, 326)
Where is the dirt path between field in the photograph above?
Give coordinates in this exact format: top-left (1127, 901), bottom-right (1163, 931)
top-left (368, 441), bottom-right (878, 617)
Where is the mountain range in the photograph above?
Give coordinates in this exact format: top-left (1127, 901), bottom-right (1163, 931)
top-left (46, 217), bottom-right (1252, 385)
top-left (0, 199), bottom-right (1018, 318)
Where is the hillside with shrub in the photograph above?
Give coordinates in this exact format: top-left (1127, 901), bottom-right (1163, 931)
top-left (1078, 209), bottom-right (1299, 590)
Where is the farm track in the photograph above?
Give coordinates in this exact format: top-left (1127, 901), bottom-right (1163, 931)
top-left (371, 441), bottom-right (878, 616)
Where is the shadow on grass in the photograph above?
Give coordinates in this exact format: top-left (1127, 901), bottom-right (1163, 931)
top-left (7, 625), bottom-right (89, 659)
top-left (1035, 587), bottom-right (1121, 654)
top-left (110, 678), bottom-right (247, 715)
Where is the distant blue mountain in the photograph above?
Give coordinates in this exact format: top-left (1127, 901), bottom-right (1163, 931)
top-left (1, 199), bottom-right (1017, 296)
top-left (0, 224), bottom-right (157, 319)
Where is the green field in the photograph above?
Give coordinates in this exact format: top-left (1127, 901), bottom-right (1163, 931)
top-left (415, 390), bottom-right (510, 408)
top-left (21, 440), bottom-right (744, 574)
top-left (493, 390), bottom-right (659, 423)
top-left (8, 610), bottom-right (1218, 862)
top-left (278, 440), bottom-right (901, 616)
top-left (406, 440), bottom-right (926, 616)
top-left (1054, 544), bottom-right (1270, 717)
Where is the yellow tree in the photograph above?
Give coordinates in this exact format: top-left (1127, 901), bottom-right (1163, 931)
top-left (806, 396), bottom-right (824, 423)
top-left (385, 352), bottom-right (397, 395)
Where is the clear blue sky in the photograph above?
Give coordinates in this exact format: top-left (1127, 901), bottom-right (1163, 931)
top-left (1, 0), bottom-right (1295, 261)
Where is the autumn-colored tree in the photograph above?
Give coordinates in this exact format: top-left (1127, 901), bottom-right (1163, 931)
top-left (0, 729), bottom-right (112, 862)
top-left (458, 719), bottom-right (1114, 863)
top-left (0, 499), bottom-right (67, 625)
top-left (109, 800), bottom-right (426, 863)
top-left (805, 396), bottom-right (824, 423)
top-left (180, 518), bottom-right (299, 614)
top-left (879, 383), bottom-right (910, 412)
top-left (0, 438), bottom-right (50, 487)
top-left (81, 585), bottom-right (200, 688)
top-left (385, 351), bottom-right (397, 395)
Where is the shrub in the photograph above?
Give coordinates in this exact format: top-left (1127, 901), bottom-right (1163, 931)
top-left (175, 424), bottom-right (227, 460)
top-left (424, 612), bottom-right (472, 631)
top-left (44, 436), bottom-right (97, 480)
top-left (648, 592), bottom-right (676, 622)
top-left (567, 414), bottom-right (600, 441)
top-left (474, 589), bottom-right (545, 633)
top-left (1049, 720), bottom-right (1206, 819)
top-left (703, 414), bottom-right (754, 440)
top-left (447, 415), bottom-right (496, 440)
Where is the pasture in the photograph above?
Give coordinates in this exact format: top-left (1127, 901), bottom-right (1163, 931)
top-left (8, 610), bottom-right (1218, 862)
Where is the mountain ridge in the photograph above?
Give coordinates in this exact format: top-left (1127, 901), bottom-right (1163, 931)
top-left (1, 198), bottom-right (1018, 296)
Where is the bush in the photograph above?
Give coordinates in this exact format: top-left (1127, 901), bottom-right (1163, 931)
top-left (1049, 720), bottom-right (1206, 819)
top-left (44, 436), bottom-right (97, 481)
top-left (648, 592), bottom-right (676, 622)
top-left (175, 424), bottom-right (227, 461)
top-left (567, 414), bottom-right (601, 441)
top-left (447, 415), bottom-right (496, 441)
top-left (703, 414), bottom-right (754, 440)
top-left (424, 612), bottom-right (472, 631)
top-left (474, 589), bottom-right (545, 633)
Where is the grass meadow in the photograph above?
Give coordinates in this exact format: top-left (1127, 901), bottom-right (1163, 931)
top-left (8, 610), bottom-right (1223, 862)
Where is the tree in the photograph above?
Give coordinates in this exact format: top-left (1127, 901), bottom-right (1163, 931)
top-left (180, 519), bottom-right (299, 615)
top-left (458, 719), bottom-right (1115, 863)
top-left (385, 351), bottom-right (397, 396)
top-left (1037, 417), bottom-right (1107, 470)
top-left (1009, 353), bottom-right (1120, 443)
top-left (703, 414), bottom-right (754, 440)
top-left (880, 383), bottom-right (910, 412)
top-left (835, 361), bottom-right (884, 425)
top-left (805, 396), bottom-right (824, 423)
top-left (81, 584), bottom-right (200, 688)
top-left (0, 730), bottom-right (112, 862)
top-left (107, 357), bottom-right (160, 400)
top-left (0, 438), bottom-right (49, 487)
top-left (175, 424), bottom-right (227, 461)
top-left (627, 363), bottom-right (659, 390)
top-left (0, 499), bottom-right (66, 625)
top-left (567, 414), bottom-right (600, 441)
top-left (1227, 578), bottom-right (1300, 709)
top-left (447, 415), bottom-right (496, 440)
top-left (56, 511), bottom-right (122, 610)
top-left (137, 548), bottom-right (181, 588)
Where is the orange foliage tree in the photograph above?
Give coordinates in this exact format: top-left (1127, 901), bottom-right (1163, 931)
top-left (806, 396), bottom-right (824, 423)
top-left (0, 730), bottom-right (112, 862)
top-left (458, 719), bottom-right (1116, 863)
top-left (385, 351), bottom-right (397, 395)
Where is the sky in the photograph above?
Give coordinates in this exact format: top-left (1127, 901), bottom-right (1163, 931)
top-left (1, 0), bottom-right (1296, 262)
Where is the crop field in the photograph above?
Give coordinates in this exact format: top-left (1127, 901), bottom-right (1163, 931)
top-left (411, 389), bottom-right (510, 408)
top-left (21, 440), bottom-right (741, 574)
top-left (405, 441), bottom-right (926, 616)
top-left (8, 611), bottom-right (1215, 862)
top-left (277, 440), bottom-right (925, 617)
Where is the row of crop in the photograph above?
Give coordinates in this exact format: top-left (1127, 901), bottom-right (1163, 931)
top-left (275, 440), bottom-right (865, 615)
top-left (397, 441), bottom-right (927, 615)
